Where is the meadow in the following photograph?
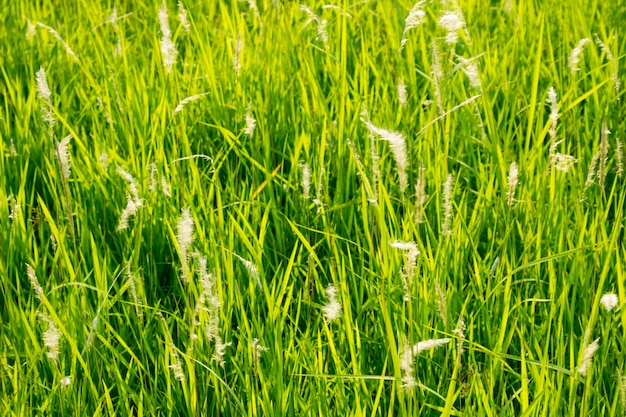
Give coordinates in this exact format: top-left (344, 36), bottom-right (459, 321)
top-left (1, 0), bottom-right (625, 415)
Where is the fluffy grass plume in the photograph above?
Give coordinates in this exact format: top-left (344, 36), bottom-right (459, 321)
top-left (568, 38), bottom-right (590, 73)
top-left (400, 1), bottom-right (426, 52)
top-left (159, 1), bottom-right (177, 73)
top-left (322, 285), bottom-right (342, 322)
top-left (363, 120), bottom-right (408, 192)
top-left (577, 338), bottom-right (600, 376)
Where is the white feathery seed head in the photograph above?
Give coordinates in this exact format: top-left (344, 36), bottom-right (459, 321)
top-left (363, 121), bottom-right (408, 192)
top-left (577, 338), bottom-right (600, 376)
top-left (442, 174), bottom-right (454, 236)
top-left (99, 151), bottom-right (109, 168)
top-left (413, 338), bottom-right (452, 355)
top-left (389, 240), bottom-right (419, 299)
top-left (454, 316), bottom-right (466, 357)
top-left (178, 1), bottom-right (190, 33)
top-left (149, 162), bottom-right (157, 192)
top-left (26, 19), bottom-right (36, 40)
top-left (595, 35), bottom-right (621, 93)
top-left (117, 194), bottom-right (138, 232)
top-left (247, 0), bottom-right (262, 27)
top-left (26, 263), bottom-right (43, 301)
top-left (400, 1), bottom-right (426, 51)
top-left (398, 79), bottom-right (407, 106)
top-left (600, 293), bottom-right (619, 312)
top-left (117, 166), bottom-right (142, 207)
top-left (551, 153), bottom-right (577, 172)
top-left (414, 162), bottom-right (427, 223)
top-left (213, 336), bottom-right (231, 367)
top-left (568, 38), bottom-right (590, 73)
top-left (60, 375), bottom-right (72, 387)
top-left (322, 285), bottom-right (342, 322)
top-left (435, 280), bottom-right (447, 325)
top-left (173, 92), bottom-right (210, 115)
top-left (547, 87), bottom-right (558, 139)
top-left (36, 67), bottom-right (52, 102)
top-left (300, 6), bottom-right (328, 46)
top-left (598, 120), bottom-right (609, 189)
top-left (177, 207), bottom-right (194, 263)
top-left (507, 161), bottom-right (518, 207)
top-left (312, 167), bottom-right (324, 212)
top-left (300, 161), bottom-right (311, 200)
top-left (159, 1), bottom-right (177, 73)
top-left (244, 103), bottom-right (256, 137)
top-left (161, 176), bottom-right (172, 197)
top-left (616, 136), bottom-right (624, 178)
top-left (36, 67), bottom-right (56, 131)
top-left (431, 40), bottom-right (444, 116)
top-left (56, 134), bottom-right (73, 180)
top-left (400, 342), bottom-right (417, 391)
top-left (36, 22), bottom-right (79, 61)
top-left (235, 253), bottom-right (262, 289)
top-left (125, 263), bottom-right (142, 317)
top-left (39, 312), bottom-right (61, 361)
top-left (233, 34), bottom-right (243, 77)
top-left (458, 55), bottom-right (481, 90)
top-left (8, 194), bottom-right (20, 223)
top-left (251, 338), bottom-right (269, 359)
top-left (439, 11), bottom-right (465, 45)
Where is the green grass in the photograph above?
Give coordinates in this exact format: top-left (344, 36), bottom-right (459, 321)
top-left (1, 0), bottom-right (625, 415)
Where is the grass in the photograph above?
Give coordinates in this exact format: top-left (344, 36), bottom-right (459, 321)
top-left (0, 0), bottom-right (625, 415)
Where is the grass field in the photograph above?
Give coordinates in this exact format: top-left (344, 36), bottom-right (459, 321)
top-left (1, 0), bottom-right (625, 415)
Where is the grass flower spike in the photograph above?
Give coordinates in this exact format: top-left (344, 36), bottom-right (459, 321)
top-left (363, 120), bottom-right (408, 192)
top-left (507, 162), bottom-right (518, 207)
top-left (568, 38), bottom-right (590, 73)
top-left (600, 293), bottom-right (618, 312)
top-left (577, 338), bottom-right (600, 376)
top-left (159, 1), bottom-right (177, 73)
top-left (322, 285), bottom-right (342, 322)
top-left (400, 1), bottom-right (426, 51)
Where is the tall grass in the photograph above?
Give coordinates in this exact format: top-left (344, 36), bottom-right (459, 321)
top-left (1, 0), bottom-right (625, 415)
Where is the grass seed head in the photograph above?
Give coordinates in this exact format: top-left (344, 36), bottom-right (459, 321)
top-left (400, 342), bottom-right (417, 391)
top-left (397, 79), bottom-right (407, 106)
top-left (363, 121), bottom-right (408, 192)
top-left (568, 38), bottom-right (590, 73)
top-left (26, 19), bottom-right (36, 40)
top-left (413, 338), bottom-right (452, 355)
top-left (233, 34), bottom-right (243, 77)
top-left (177, 207), bottom-right (194, 263)
top-left (251, 338), bottom-right (269, 359)
top-left (600, 293), bottom-right (619, 312)
top-left (577, 338), bottom-right (600, 376)
top-left (616, 136), bottom-right (624, 178)
top-left (178, 1), bottom-right (190, 33)
top-left (56, 134), bottom-right (73, 180)
top-left (244, 103), bottom-right (256, 137)
top-left (439, 11), bottom-right (465, 45)
top-left (441, 174), bottom-right (454, 236)
top-left (159, 1), bottom-right (177, 73)
top-left (26, 263), bottom-right (43, 301)
top-left (39, 312), bottom-right (61, 361)
top-left (322, 285), bottom-right (342, 322)
top-left (507, 161), bottom-right (518, 207)
top-left (300, 161), bottom-right (311, 200)
top-left (414, 162), bottom-right (427, 223)
top-left (60, 375), bottom-right (72, 387)
top-left (400, 1), bottom-right (426, 51)
top-left (551, 153), bottom-right (577, 172)
top-left (547, 87), bottom-right (558, 139)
